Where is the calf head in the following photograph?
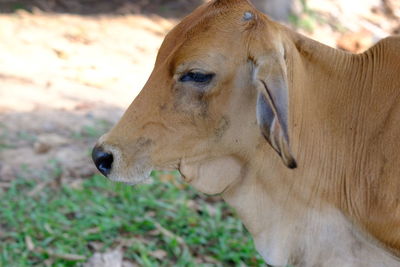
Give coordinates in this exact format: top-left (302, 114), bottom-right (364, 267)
top-left (92, 0), bottom-right (296, 194)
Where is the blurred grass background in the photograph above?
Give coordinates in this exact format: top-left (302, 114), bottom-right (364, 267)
top-left (0, 0), bottom-right (399, 266)
top-left (1, 172), bottom-right (264, 266)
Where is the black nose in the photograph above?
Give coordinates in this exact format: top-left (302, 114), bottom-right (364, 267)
top-left (92, 146), bottom-right (113, 177)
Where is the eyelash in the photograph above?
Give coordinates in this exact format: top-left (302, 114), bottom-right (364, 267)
top-left (179, 72), bottom-right (214, 83)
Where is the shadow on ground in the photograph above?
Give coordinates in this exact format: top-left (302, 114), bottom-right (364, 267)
top-left (0, 105), bottom-right (123, 184)
top-left (0, 0), bottom-right (204, 18)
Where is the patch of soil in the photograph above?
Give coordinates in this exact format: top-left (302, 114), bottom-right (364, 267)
top-left (0, 108), bottom-right (120, 181)
top-left (0, 10), bottom-right (175, 182)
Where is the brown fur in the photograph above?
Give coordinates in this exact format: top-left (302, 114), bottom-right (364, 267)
top-left (94, 0), bottom-right (400, 265)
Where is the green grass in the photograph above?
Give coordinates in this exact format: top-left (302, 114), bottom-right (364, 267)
top-left (0, 172), bottom-right (266, 266)
top-left (0, 124), bottom-right (16, 151)
top-left (11, 3), bottom-right (29, 12)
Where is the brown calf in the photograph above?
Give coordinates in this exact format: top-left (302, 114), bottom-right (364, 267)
top-left (93, 0), bottom-right (400, 265)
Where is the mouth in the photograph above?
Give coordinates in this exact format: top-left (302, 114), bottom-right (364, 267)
top-left (155, 159), bottom-right (181, 172)
top-left (105, 158), bottom-right (182, 186)
top-left (102, 155), bottom-right (152, 185)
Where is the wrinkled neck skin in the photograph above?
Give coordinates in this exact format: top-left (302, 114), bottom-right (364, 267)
top-left (221, 159), bottom-right (399, 267)
top-left (181, 28), bottom-right (400, 266)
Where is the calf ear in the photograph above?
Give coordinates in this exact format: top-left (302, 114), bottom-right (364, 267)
top-left (254, 53), bottom-right (297, 168)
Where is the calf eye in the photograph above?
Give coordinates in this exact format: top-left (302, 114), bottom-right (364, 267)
top-left (179, 72), bottom-right (214, 83)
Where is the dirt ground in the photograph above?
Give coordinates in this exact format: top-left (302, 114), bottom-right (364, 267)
top-left (0, 1), bottom-right (179, 184)
top-left (0, 0), bottom-right (399, 186)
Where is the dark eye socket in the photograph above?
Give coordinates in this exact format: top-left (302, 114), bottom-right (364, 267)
top-left (179, 72), bottom-right (214, 83)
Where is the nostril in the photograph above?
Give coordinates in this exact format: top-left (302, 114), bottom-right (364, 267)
top-left (92, 146), bottom-right (114, 177)
top-left (98, 153), bottom-right (113, 176)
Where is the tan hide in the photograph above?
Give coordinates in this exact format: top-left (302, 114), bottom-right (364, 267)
top-left (94, 0), bottom-right (400, 266)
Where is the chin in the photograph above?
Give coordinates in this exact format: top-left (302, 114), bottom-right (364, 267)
top-left (108, 173), bottom-right (152, 185)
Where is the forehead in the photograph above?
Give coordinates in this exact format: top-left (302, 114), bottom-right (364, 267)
top-left (155, 0), bottom-right (258, 66)
top-left (176, 0), bottom-right (255, 35)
